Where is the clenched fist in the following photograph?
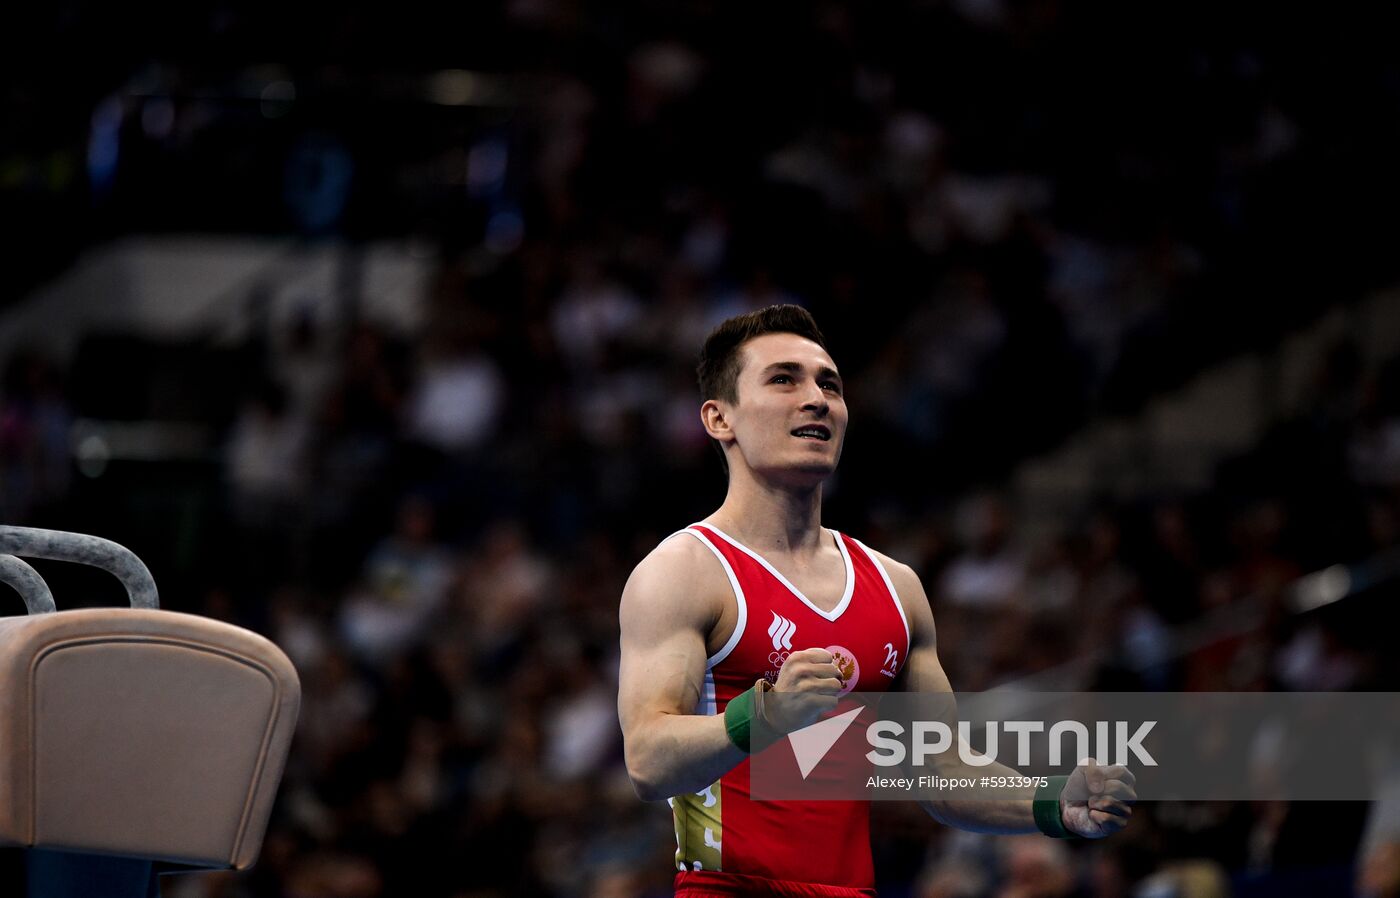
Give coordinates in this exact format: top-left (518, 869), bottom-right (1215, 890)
top-left (1061, 759), bottom-right (1136, 838)
top-left (763, 647), bottom-right (847, 733)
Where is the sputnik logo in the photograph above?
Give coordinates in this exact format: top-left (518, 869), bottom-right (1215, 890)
top-left (788, 706), bottom-right (864, 779)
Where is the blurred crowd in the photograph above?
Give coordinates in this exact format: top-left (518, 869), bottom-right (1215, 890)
top-left (8, 303), bottom-right (1400, 898)
top-left (5, 2), bottom-right (1400, 897)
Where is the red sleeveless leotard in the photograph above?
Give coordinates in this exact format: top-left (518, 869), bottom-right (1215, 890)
top-left (666, 523), bottom-right (911, 896)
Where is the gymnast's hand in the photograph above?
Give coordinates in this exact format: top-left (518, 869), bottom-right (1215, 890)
top-left (759, 648), bottom-right (847, 733)
top-left (1061, 759), bottom-right (1136, 838)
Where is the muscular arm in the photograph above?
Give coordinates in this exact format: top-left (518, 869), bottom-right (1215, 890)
top-left (879, 554), bottom-right (1133, 837)
top-left (618, 536), bottom-right (745, 801)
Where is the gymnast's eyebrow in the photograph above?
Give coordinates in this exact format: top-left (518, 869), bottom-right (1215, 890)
top-left (760, 361), bottom-right (843, 384)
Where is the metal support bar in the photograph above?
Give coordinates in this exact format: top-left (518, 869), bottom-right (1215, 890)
top-left (0, 527), bottom-right (158, 610)
top-left (0, 555), bottom-right (56, 614)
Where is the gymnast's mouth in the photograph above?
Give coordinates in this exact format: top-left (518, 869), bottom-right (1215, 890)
top-left (791, 425), bottom-right (831, 441)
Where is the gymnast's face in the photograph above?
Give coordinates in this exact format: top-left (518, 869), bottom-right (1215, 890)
top-left (705, 331), bottom-right (848, 486)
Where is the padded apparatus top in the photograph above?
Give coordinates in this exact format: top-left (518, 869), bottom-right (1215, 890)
top-left (0, 608), bottom-right (300, 870)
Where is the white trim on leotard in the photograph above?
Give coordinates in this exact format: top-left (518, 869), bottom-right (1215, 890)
top-left (693, 523), bottom-right (854, 622)
top-left (664, 527), bottom-right (749, 670)
top-left (849, 536), bottom-right (912, 649)
top-left (698, 669), bottom-right (717, 716)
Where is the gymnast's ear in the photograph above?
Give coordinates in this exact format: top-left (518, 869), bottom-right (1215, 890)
top-left (701, 399), bottom-right (735, 443)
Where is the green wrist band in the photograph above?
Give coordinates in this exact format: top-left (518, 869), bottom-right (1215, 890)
top-left (724, 687), bottom-right (756, 753)
top-left (1034, 775), bottom-right (1073, 839)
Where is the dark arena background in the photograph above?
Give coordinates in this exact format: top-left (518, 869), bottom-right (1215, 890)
top-left (4, 3), bottom-right (1400, 896)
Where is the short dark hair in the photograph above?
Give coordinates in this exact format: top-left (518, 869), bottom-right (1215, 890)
top-left (696, 304), bottom-right (829, 404)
